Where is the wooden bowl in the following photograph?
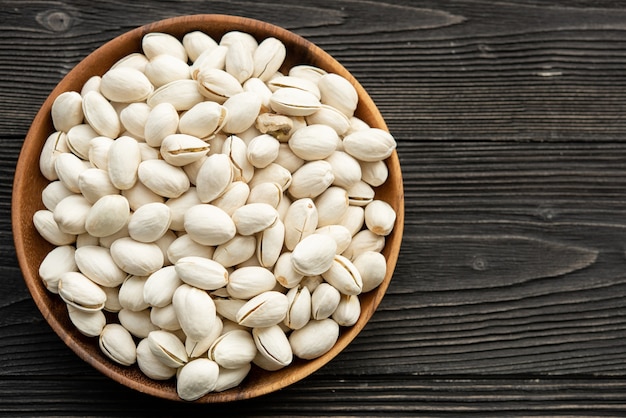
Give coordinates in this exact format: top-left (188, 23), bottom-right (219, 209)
top-left (12, 14), bottom-right (404, 402)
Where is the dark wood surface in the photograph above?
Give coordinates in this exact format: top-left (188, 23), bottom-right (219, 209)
top-left (3, 0), bottom-right (626, 415)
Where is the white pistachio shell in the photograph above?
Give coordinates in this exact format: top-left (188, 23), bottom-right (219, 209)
top-left (288, 124), bottom-right (338, 161)
top-left (253, 37), bottom-right (286, 81)
top-left (53, 194), bottom-right (91, 235)
top-left (184, 315), bottom-right (223, 358)
top-left (353, 251), bottom-right (387, 293)
top-left (306, 104), bottom-right (351, 135)
top-left (364, 199), bottom-right (397, 236)
top-left (33, 209), bottom-right (76, 246)
top-left (288, 160), bottom-right (334, 199)
top-left (346, 180), bottom-right (375, 207)
top-left (142, 32), bottom-right (187, 61)
top-left (40, 131), bottom-right (69, 181)
top-left (84, 194), bottom-right (130, 238)
top-left (172, 284), bottom-right (217, 342)
top-left (269, 87), bottom-right (322, 117)
top-left (176, 358), bottom-right (219, 401)
top-left (67, 304), bottom-right (106, 337)
top-left (208, 330), bottom-right (257, 369)
top-left (166, 234), bottom-right (215, 265)
top-left (66, 124), bottom-right (97, 160)
top-left (58, 272), bottom-right (106, 312)
top-left (252, 324), bottom-right (293, 370)
top-left (51, 91), bottom-right (83, 133)
top-left (322, 254), bottom-right (363, 295)
top-left (160, 134), bottom-right (210, 167)
top-left (150, 304), bottom-right (182, 331)
top-left (283, 198), bottom-right (318, 251)
top-left (291, 233), bottom-right (337, 276)
top-left (147, 330), bottom-right (189, 368)
top-left (360, 160), bottom-right (389, 187)
top-left (118, 275), bottom-right (149, 312)
top-left (41, 180), bottom-right (75, 212)
top-left (213, 235), bottom-right (256, 268)
top-left (183, 31), bottom-right (218, 62)
top-left (342, 229), bottom-right (385, 261)
top-left (256, 219), bottom-right (285, 268)
top-left (147, 79), bottom-right (204, 111)
top-left (232, 203), bottom-right (279, 236)
top-left (107, 136), bottom-right (141, 190)
top-left (184, 204), bottom-right (236, 246)
top-left (314, 224), bottom-right (352, 255)
top-left (214, 364), bottom-right (251, 392)
top-left (332, 294), bottom-right (361, 326)
top-left (311, 282), bottom-right (341, 320)
top-left (118, 308), bottom-right (159, 338)
top-left (318, 73), bottom-right (358, 118)
top-left (128, 202), bottom-right (172, 243)
top-left (196, 68), bottom-right (244, 103)
top-left (179, 101), bottom-right (227, 139)
top-left (325, 151), bottom-right (362, 189)
top-left (314, 186), bottom-right (349, 228)
top-left (289, 318), bottom-right (340, 360)
top-left (211, 180), bottom-right (250, 216)
top-left (110, 237), bottom-right (164, 276)
top-left (136, 338), bottom-right (177, 381)
top-left (54, 151), bottom-right (90, 193)
top-left (236, 291), bottom-right (289, 328)
top-left (99, 323), bottom-right (137, 366)
top-left (144, 54), bottom-right (191, 88)
top-left (143, 265), bottom-right (182, 307)
top-left (100, 67), bottom-right (154, 103)
top-left (222, 135), bottom-right (254, 182)
top-left (227, 266), bottom-right (277, 300)
top-left (273, 252), bottom-right (304, 289)
top-left (78, 168), bottom-right (119, 204)
top-left (82, 91), bottom-right (121, 138)
top-left (138, 159), bottom-right (190, 199)
top-left (39, 245), bottom-right (77, 293)
top-left (195, 153), bottom-right (234, 203)
top-left (74, 245), bottom-right (127, 287)
top-left (175, 256), bottom-right (229, 290)
top-left (342, 128), bottom-right (397, 162)
top-left (284, 285), bottom-right (311, 330)
top-left (144, 102), bottom-right (179, 147)
top-left (246, 134), bottom-right (280, 168)
top-left (247, 163), bottom-right (292, 191)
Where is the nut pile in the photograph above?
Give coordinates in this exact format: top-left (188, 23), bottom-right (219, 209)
top-left (33, 29), bottom-right (397, 401)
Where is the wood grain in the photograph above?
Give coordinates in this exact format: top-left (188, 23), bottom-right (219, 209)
top-left (3, 0), bottom-right (626, 414)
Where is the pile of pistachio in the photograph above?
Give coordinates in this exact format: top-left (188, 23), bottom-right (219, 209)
top-left (33, 29), bottom-right (397, 401)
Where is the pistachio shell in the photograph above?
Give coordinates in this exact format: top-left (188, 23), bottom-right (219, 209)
top-left (273, 251), bottom-right (304, 289)
top-left (41, 181), bottom-right (75, 212)
top-left (143, 266), bottom-right (182, 308)
top-left (342, 128), bottom-right (397, 162)
top-left (288, 160), bottom-right (334, 199)
top-left (225, 40), bottom-right (254, 83)
top-left (236, 291), bottom-right (289, 328)
top-left (213, 235), bottom-right (256, 268)
top-left (150, 304), bottom-right (182, 331)
top-left (53, 194), bottom-right (91, 235)
top-left (353, 251), bottom-right (387, 293)
top-left (88, 136), bottom-right (114, 170)
top-left (78, 168), bottom-right (120, 204)
top-left (84, 194), bottom-right (130, 238)
top-left (342, 229), bottom-right (385, 261)
top-left (58, 271), bottom-right (106, 312)
top-left (346, 180), bottom-right (375, 207)
top-left (40, 131), bottom-right (69, 181)
top-left (195, 153), bottom-right (234, 203)
top-left (252, 324), bottom-right (293, 370)
top-left (38, 245), bottom-right (77, 293)
top-left (283, 198), bottom-right (318, 251)
top-left (74, 245), bottom-right (127, 287)
top-left (144, 54), bottom-right (191, 88)
top-left (121, 181), bottom-right (165, 212)
top-left (227, 266), bottom-right (277, 300)
top-left (190, 45), bottom-right (228, 79)
top-left (291, 233), bottom-right (337, 276)
top-left (274, 143), bottom-right (304, 173)
top-left (100, 67), bottom-right (154, 103)
top-left (339, 205), bottom-right (365, 237)
top-left (288, 124), bottom-right (338, 161)
top-left (176, 358), bottom-right (219, 401)
top-left (305, 104), bottom-right (351, 136)
top-left (179, 101), bottom-right (227, 139)
top-left (136, 338), bottom-right (177, 380)
top-left (332, 294), bottom-right (361, 327)
top-left (318, 73), bottom-right (358, 118)
top-left (33, 209), bottom-right (76, 246)
top-left (325, 151), bottom-right (362, 189)
top-left (314, 186), bottom-right (349, 228)
top-left (165, 187), bottom-right (202, 231)
top-left (82, 91), bottom-right (121, 138)
top-left (222, 134), bottom-right (254, 182)
top-left (321, 254), bottom-right (363, 295)
top-left (211, 180), bottom-right (250, 216)
top-left (253, 37), bottom-right (286, 81)
top-left (184, 204), bottom-right (236, 246)
top-left (364, 199), bottom-right (397, 236)
top-left (144, 102), bottom-right (179, 147)
top-left (147, 79), bottom-right (204, 111)
top-left (269, 87), bottom-right (322, 117)
top-left (247, 163), bottom-right (292, 191)
top-left (110, 237), bottom-right (164, 276)
top-left (118, 308), bottom-right (159, 338)
top-left (289, 318), bottom-right (339, 360)
top-left (142, 32), bottom-right (187, 61)
top-left (54, 151), bottom-right (90, 193)
top-left (67, 304), bottom-right (106, 337)
top-left (232, 203), bottom-right (279, 236)
top-left (288, 64), bottom-right (328, 84)
top-left (138, 159), bottom-right (190, 199)
top-left (147, 329), bottom-right (189, 368)
top-left (256, 218), bottom-right (285, 268)
top-left (311, 282), bottom-right (341, 320)
top-left (66, 124), bottom-right (97, 160)
top-left (160, 133), bottom-right (210, 167)
top-left (118, 275), bottom-right (149, 312)
top-left (268, 75), bottom-right (320, 98)
top-left (175, 256), bottom-right (229, 290)
top-left (214, 364), bottom-right (251, 392)
top-left (246, 134), bottom-right (280, 168)
top-left (208, 330), bottom-right (257, 369)
top-left (196, 68), bottom-right (244, 103)
top-left (51, 91), bottom-right (84, 133)
top-left (284, 285), bottom-right (311, 330)
top-left (184, 316), bottom-right (223, 359)
top-left (183, 31), bottom-right (218, 62)
top-left (360, 160), bottom-right (389, 187)
top-left (99, 323), bottom-right (137, 366)
top-left (107, 136), bottom-right (141, 190)
top-left (166, 233), bottom-right (215, 265)
top-left (111, 52), bottom-right (149, 72)
top-left (119, 102), bottom-right (151, 140)
top-left (172, 284), bottom-right (217, 342)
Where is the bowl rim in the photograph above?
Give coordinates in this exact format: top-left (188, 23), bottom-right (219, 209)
top-left (12, 13), bottom-right (404, 402)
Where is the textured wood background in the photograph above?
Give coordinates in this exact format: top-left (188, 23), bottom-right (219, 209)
top-left (3, 0), bottom-right (626, 415)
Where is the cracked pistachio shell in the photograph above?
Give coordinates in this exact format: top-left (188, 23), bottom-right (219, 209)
top-left (190, 45), bottom-right (228, 79)
top-left (253, 37), bottom-right (286, 81)
top-left (175, 256), bottom-right (229, 290)
top-left (39, 245), bottom-right (77, 293)
top-left (289, 318), bottom-right (340, 360)
top-left (138, 159), bottom-right (190, 199)
top-left (58, 271), bottom-right (106, 312)
top-left (118, 308), bottom-right (159, 338)
top-left (78, 168), bottom-right (119, 204)
top-left (67, 304), bottom-right (106, 337)
top-left (247, 182), bottom-right (282, 208)
top-left (222, 135), bottom-right (254, 182)
top-left (273, 251), bottom-right (303, 289)
top-left (143, 265), bottom-right (182, 308)
top-left (227, 266), bottom-right (276, 300)
top-left (160, 134), bottom-right (210, 167)
top-left (144, 54), bottom-right (191, 88)
top-left (195, 153), bottom-right (233, 203)
top-left (84, 194), bottom-right (130, 238)
top-left (269, 87), bottom-right (322, 117)
top-left (214, 363), bottom-right (251, 392)
top-left (75, 245), bottom-right (127, 287)
top-left (325, 151), bottom-right (362, 189)
top-left (54, 151), bottom-right (90, 193)
top-left (284, 285), bottom-right (311, 330)
top-left (288, 124), bottom-right (339, 161)
top-left (208, 330), bottom-right (257, 369)
top-left (82, 91), bottom-right (121, 138)
top-left (256, 218), bottom-right (285, 269)
top-left (179, 101), bottom-right (228, 139)
top-left (40, 131), bottom-right (69, 181)
top-left (166, 233), bottom-right (215, 265)
top-left (246, 134), bottom-right (280, 169)
top-left (318, 73), bottom-right (358, 118)
top-left (342, 229), bottom-right (385, 261)
top-left (252, 324), bottom-right (293, 370)
top-left (88, 136), bottom-right (114, 170)
top-left (342, 128), bottom-right (397, 162)
top-left (196, 68), bottom-right (244, 104)
top-left (288, 64), bottom-right (328, 84)
top-left (118, 275), bottom-right (149, 312)
top-left (314, 186), bottom-right (349, 228)
top-left (142, 32), bottom-right (187, 61)
top-left (147, 330), bottom-right (188, 368)
top-left (107, 136), bottom-right (141, 190)
top-left (288, 160), bottom-right (334, 200)
top-left (33, 209), bottom-right (76, 246)
top-left (236, 291), bottom-right (289, 328)
top-left (213, 235), bottom-right (256, 268)
top-left (183, 31), bottom-right (218, 62)
top-left (314, 224), bottom-right (352, 255)
top-left (311, 282), bottom-right (341, 320)
top-left (136, 338), bottom-right (177, 381)
top-left (100, 67), bottom-right (154, 103)
top-left (147, 79), bottom-right (204, 111)
top-left (66, 124), bottom-right (97, 160)
top-left (53, 194), bottom-right (91, 235)
top-left (364, 199), bottom-right (397, 236)
top-left (232, 203), bottom-right (279, 236)
top-left (283, 198), bottom-right (318, 251)
top-left (353, 251), bottom-right (387, 293)
top-left (322, 254), bottom-right (363, 295)
top-left (99, 323), bottom-right (137, 366)
top-left (172, 284), bottom-right (217, 342)
top-left (291, 233), bottom-right (337, 276)
top-left (346, 180), bottom-right (375, 207)
top-left (176, 358), bottom-right (219, 401)
top-left (111, 52), bottom-right (149, 72)
top-left (184, 204), bottom-right (236, 246)
top-left (184, 315), bottom-right (223, 358)
top-left (268, 75), bottom-right (320, 99)
top-left (51, 91), bottom-right (83, 133)
top-left (332, 294), bottom-right (361, 327)
top-left (213, 297), bottom-right (247, 323)
top-left (110, 237), bottom-right (164, 276)
top-left (144, 102), bottom-right (179, 147)
top-left (41, 180), bottom-right (74, 212)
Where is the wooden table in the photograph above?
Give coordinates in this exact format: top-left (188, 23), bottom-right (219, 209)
top-left (3, 0), bottom-right (626, 415)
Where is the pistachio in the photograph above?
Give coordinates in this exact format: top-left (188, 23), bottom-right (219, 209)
top-left (196, 68), bottom-right (244, 103)
top-left (184, 204), bottom-right (236, 246)
top-left (183, 31), bottom-right (218, 62)
top-left (256, 219), bottom-right (285, 268)
top-left (118, 275), bottom-right (149, 312)
top-left (40, 131), bottom-right (69, 181)
top-left (314, 224), bottom-right (352, 254)
top-left (214, 364), bottom-right (251, 392)
top-left (360, 159), bottom-right (389, 187)
top-left (211, 180), bottom-right (250, 216)
top-left (252, 324), bottom-right (293, 371)
top-left (225, 40), bottom-right (254, 83)
top-left (227, 266), bottom-right (277, 300)
top-left (53, 194), bottom-right (91, 235)
top-left (176, 358), bottom-right (219, 401)
top-left (342, 229), bottom-right (385, 261)
top-left (179, 101), bottom-right (227, 139)
top-left (118, 308), bottom-right (159, 338)
top-left (107, 135), bottom-right (141, 190)
top-left (291, 233), bottom-right (337, 276)
top-left (67, 304), bottom-right (106, 337)
top-left (54, 151), bottom-right (90, 193)
top-left (143, 266), bottom-right (182, 308)
top-left (208, 330), bottom-right (257, 369)
top-left (121, 181), bottom-right (165, 212)
top-left (236, 290), bottom-right (289, 328)
top-left (213, 235), bottom-right (256, 268)
top-left (150, 304), bottom-right (182, 331)
top-left (142, 32), bottom-right (187, 61)
top-left (33, 209), bottom-right (76, 246)
top-left (82, 91), bottom-right (121, 138)
top-left (88, 136), bottom-right (114, 170)
top-left (38, 245), bottom-right (77, 293)
top-left (269, 87), bottom-right (322, 117)
top-left (289, 318), bottom-right (339, 360)
top-left (253, 37), bottom-right (286, 81)
top-left (175, 256), bottom-right (229, 290)
top-left (222, 134), bottom-right (254, 182)
top-left (58, 271), bottom-right (106, 312)
top-left (172, 284), bottom-right (217, 342)
top-left (74, 245), bottom-right (127, 287)
top-left (311, 282), bottom-right (341, 320)
top-left (128, 202), bottom-right (172, 243)
top-left (78, 168), bottom-right (120, 204)
top-left (195, 153), bottom-right (234, 203)
top-left (136, 338), bottom-right (177, 381)
top-left (314, 186), bottom-right (349, 228)
top-left (99, 323), bottom-right (137, 366)
top-left (346, 180), bottom-right (375, 207)
top-left (284, 285), bottom-right (311, 330)
top-left (100, 67), bottom-right (154, 103)
top-left (41, 181), bottom-right (75, 212)
top-left (288, 160), bottom-right (334, 199)
top-left (138, 159), bottom-right (191, 199)
top-left (325, 151), bottom-right (362, 189)
top-left (51, 91), bottom-right (83, 133)
top-left (364, 199), bottom-right (397, 236)
top-left (306, 104), bottom-right (351, 136)
top-left (246, 134), bottom-right (280, 168)
top-left (66, 124), bottom-right (97, 160)
top-left (166, 233), bottom-right (215, 264)
top-left (273, 251), bottom-right (304, 289)
top-left (147, 329), bottom-right (189, 368)
top-left (353, 251), bottom-right (387, 293)
top-left (342, 128), bottom-right (397, 162)
top-left (144, 54), bottom-right (191, 88)
top-left (110, 237), bottom-right (164, 276)
top-left (283, 198), bottom-right (318, 251)
top-left (332, 294), bottom-right (361, 326)
top-left (160, 134), bottom-right (210, 167)
top-left (144, 102), bottom-right (179, 147)
top-left (84, 194), bottom-right (130, 238)
top-left (147, 79), bottom-right (204, 111)
top-left (232, 203), bottom-right (279, 236)
top-left (288, 124), bottom-right (339, 161)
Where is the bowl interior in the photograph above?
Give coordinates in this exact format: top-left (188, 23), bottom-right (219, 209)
top-left (12, 14), bottom-right (404, 402)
